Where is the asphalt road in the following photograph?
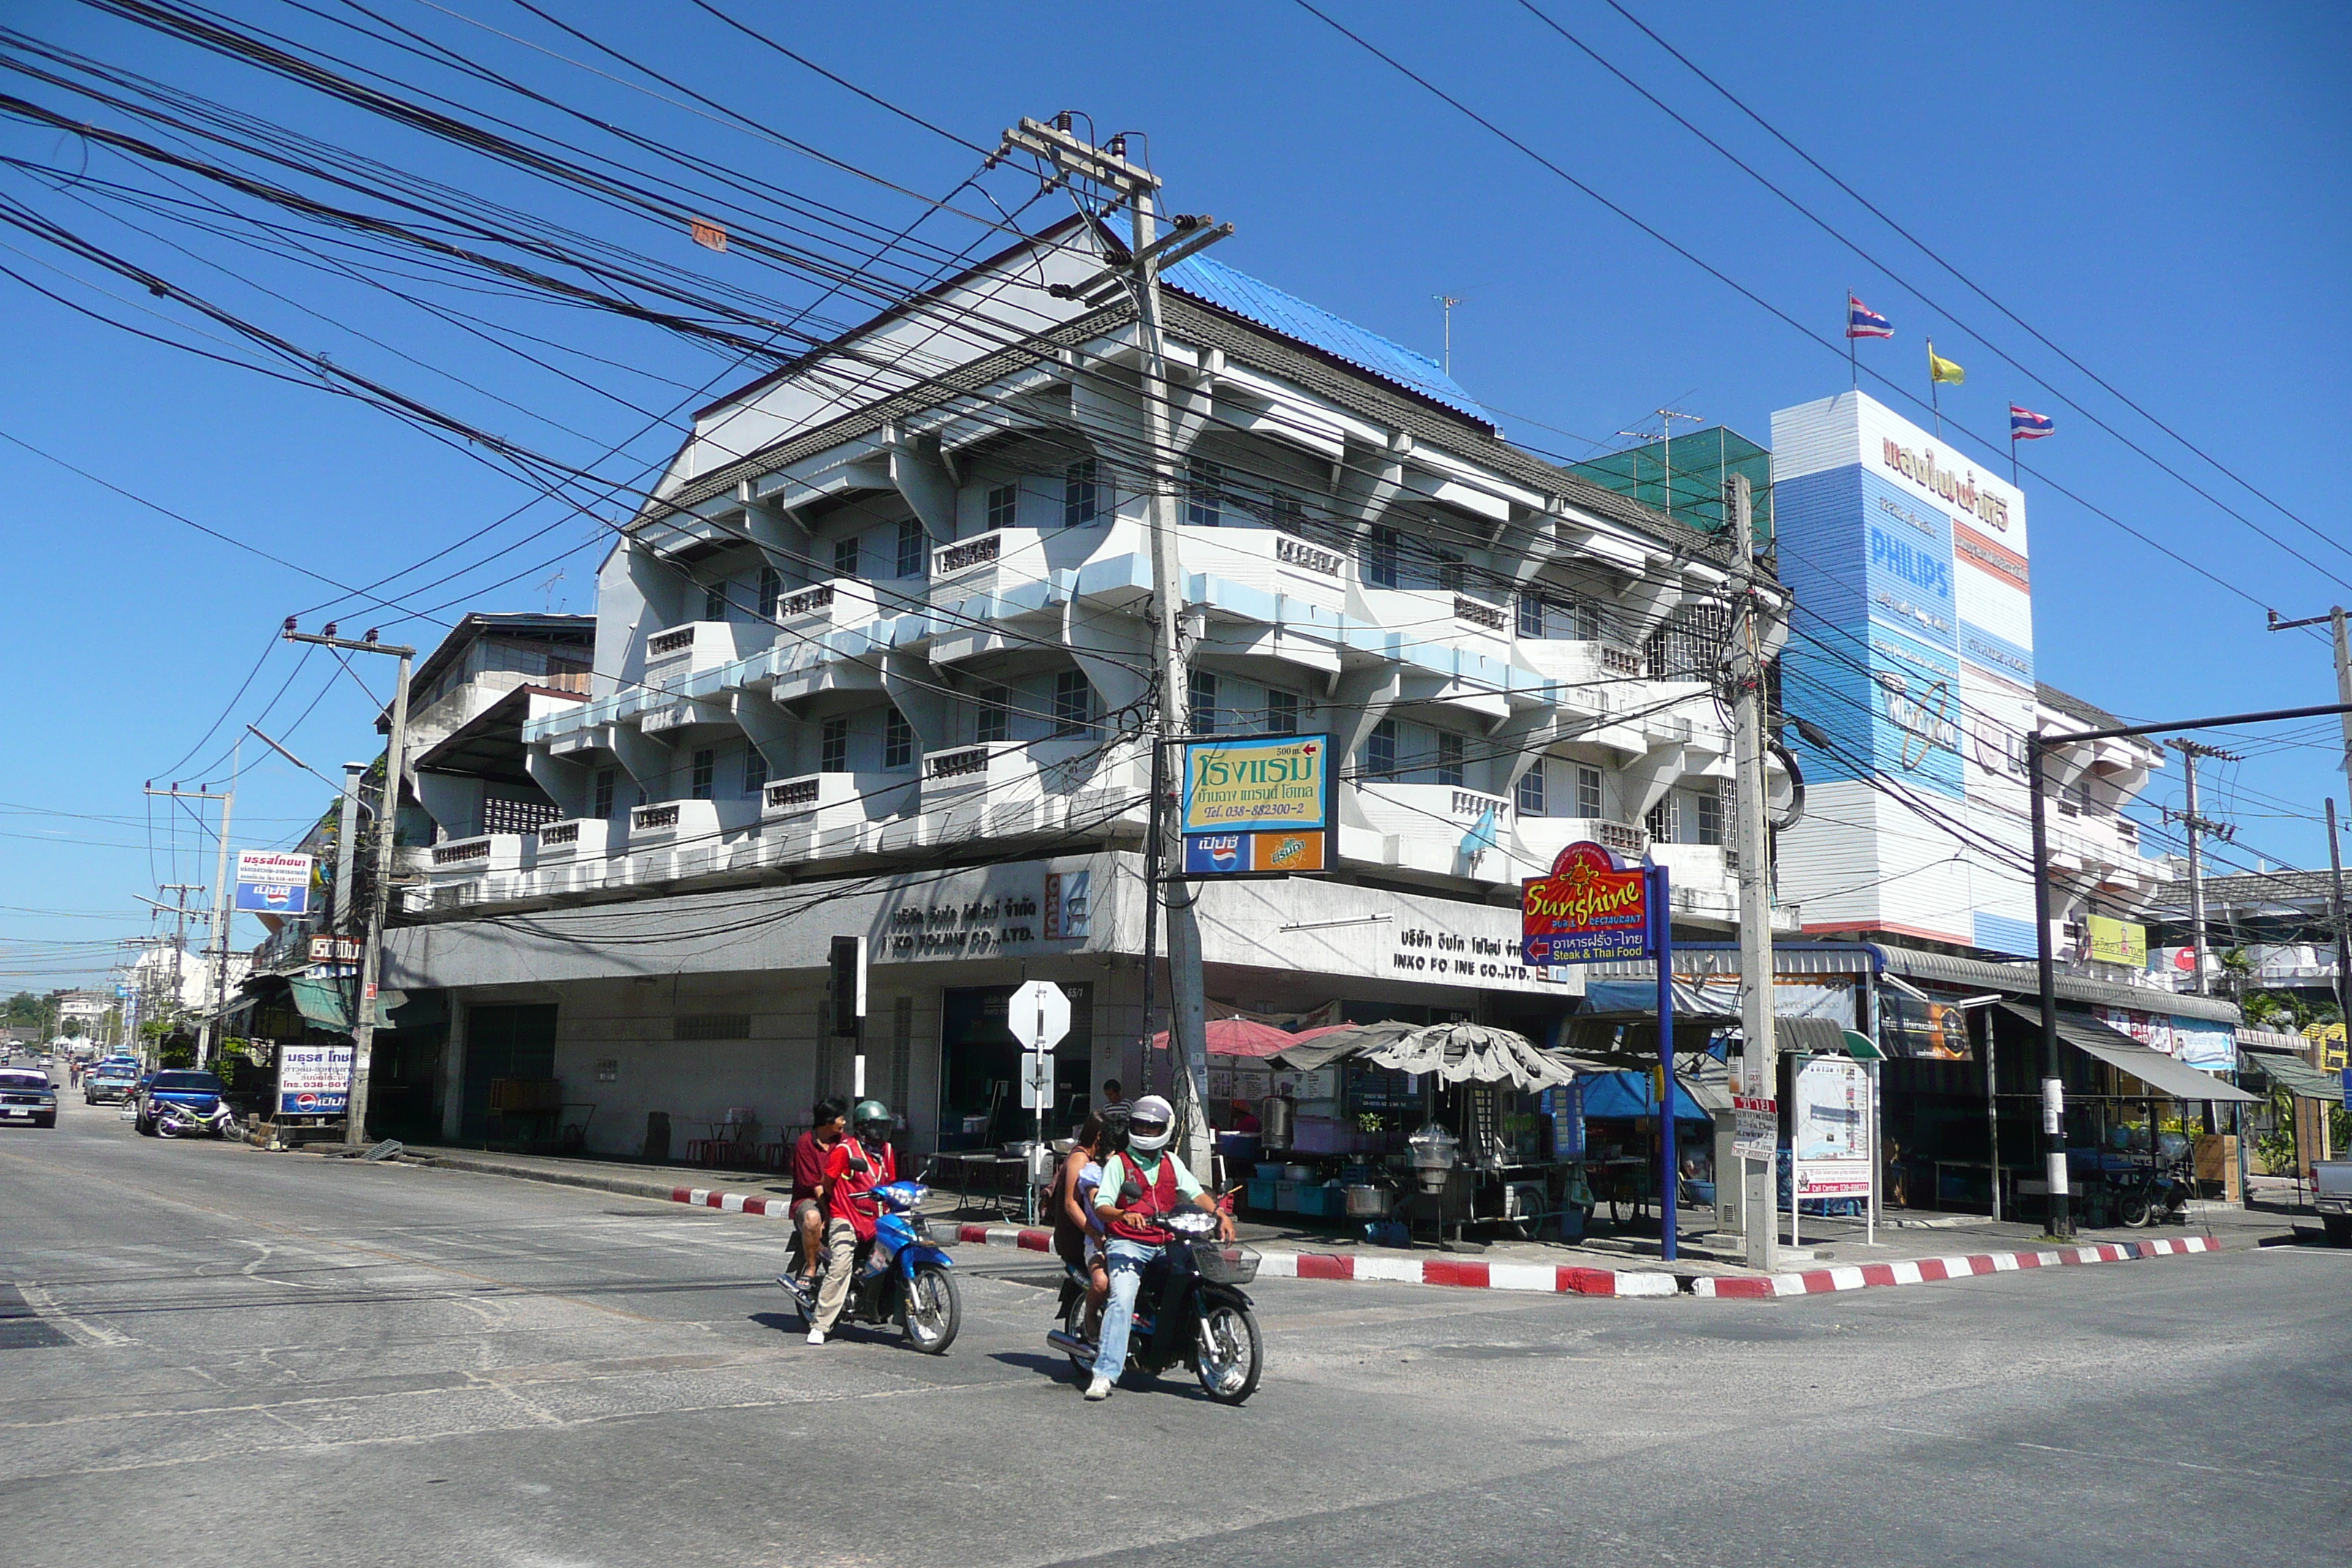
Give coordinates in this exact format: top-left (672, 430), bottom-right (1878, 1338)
top-left (2, 1096), bottom-right (2346, 1568)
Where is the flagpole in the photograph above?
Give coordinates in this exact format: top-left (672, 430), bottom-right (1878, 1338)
top-left (1929, 338), bottom-right (1942, 438)
top-left (2011, 410), bottom-right (2019, 486)
top-left (1847, 288), bottom-right (1856, 389)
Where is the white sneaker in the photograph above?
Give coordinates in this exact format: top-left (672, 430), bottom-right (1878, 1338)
top-left (1083, 1375), bottom-right (1112, 1401)
top-left (806, 1329), bottom-right (826, 1346)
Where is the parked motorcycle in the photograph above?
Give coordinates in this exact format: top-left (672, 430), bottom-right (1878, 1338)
top-left (1047, 1205), bottom-right (1263, 1405)
top-left (777, 1180), bottom-right (960, 1352)
top-left (157, 1099), bottom-right (241, 1140)
top-left (2116, 1153), bottom-right (2195, 1228)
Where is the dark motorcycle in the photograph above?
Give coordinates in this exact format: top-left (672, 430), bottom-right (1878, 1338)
top-left (777, 1180), bottom-right (961, 1352)
top-left (1047, 1206), bottom-right (1263, 1405)
top-left (2116, 1151), bottom-right (2195, 1228)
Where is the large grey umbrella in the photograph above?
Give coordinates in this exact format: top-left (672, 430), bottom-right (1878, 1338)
top-left (1269, 1020), bottom-right (1605, 1090)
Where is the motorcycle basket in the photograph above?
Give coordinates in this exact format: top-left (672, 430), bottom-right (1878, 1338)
top-left (1192, 1243), bottom-right (1260, 1287)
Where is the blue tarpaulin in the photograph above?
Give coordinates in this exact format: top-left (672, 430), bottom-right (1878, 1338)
top-left (1577, 1070), bottom-right (1709, 1123)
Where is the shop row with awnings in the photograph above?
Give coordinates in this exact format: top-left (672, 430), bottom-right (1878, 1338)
top-left (1572, 939), bottom-right (2252, 1221)
top-left (2238, 1025), bottom-right (2346, 1179)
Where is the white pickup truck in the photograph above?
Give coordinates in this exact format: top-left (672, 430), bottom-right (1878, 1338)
top-left (2317, 1160), bottom-right (2352, 1246)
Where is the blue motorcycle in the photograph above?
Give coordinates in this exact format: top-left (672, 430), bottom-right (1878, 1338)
top-left (779, 1181), bottom-right (961, 1353)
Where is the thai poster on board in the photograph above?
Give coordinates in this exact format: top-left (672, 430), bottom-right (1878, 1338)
top-left (1792, 1057), bottom-right (1873, 1199)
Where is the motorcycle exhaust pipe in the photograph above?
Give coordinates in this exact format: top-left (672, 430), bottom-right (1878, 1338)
top-left (1047, 1330), bottom-right (1096, 1358)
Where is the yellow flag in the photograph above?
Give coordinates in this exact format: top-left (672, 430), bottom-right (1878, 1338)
top-left (1928, 343), bottom-right (1964, 385)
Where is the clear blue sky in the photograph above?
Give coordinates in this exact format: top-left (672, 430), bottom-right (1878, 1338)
top-left (4, 1), bottom-right (2347, 990)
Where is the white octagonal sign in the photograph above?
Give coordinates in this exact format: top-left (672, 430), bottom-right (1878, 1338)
top-left (1007, 980), bottom-right (1071, 1053)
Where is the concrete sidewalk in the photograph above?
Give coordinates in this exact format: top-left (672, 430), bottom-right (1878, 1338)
top-left (388, 1140), bottom-right (2302, 1300)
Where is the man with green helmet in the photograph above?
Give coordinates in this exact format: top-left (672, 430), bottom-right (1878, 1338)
top-left (808, 1098), bottom-right (897, 1344)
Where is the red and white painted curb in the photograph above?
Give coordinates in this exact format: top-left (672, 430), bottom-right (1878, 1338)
top-left (947, 1223), bottom-right (1675, 1295)
top-left (646, 1188), bottom-right (2221, 1301)
top-left (1689, 1235), bottom-right (2220, 1297)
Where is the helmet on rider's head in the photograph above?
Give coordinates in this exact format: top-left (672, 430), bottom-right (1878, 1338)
top-left (853, 1099), bottom-right (892, 1144)
top-left (1126, 1094), bottom-right (1174, 1156)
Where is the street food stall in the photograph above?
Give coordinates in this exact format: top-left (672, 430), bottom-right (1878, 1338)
top-left (1247, 1020), bottom-right (1612, 1243)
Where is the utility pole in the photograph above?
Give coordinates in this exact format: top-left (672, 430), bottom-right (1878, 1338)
top-left (2329, 800), bottom-right (2351, 1060)
top-left (1725, 472), bottom-right (1778, 1273)
top-left (285, 622), bottom-right (415, 1147)
top-left (197, 738), bottom-right (241, 1067)
top-left (333, 762), bottom-right (367, 928)
top-left (2264, 607), bottom-right (2352, 802)
top-left (143, 866), bottom-right (209, 1035)
top-left (2164, 739), bottom-right (2239, 998)
top-left (999, 114), bottom-right (1232, 1169)
top-left (1433, 294), bottom-right (1460, 376)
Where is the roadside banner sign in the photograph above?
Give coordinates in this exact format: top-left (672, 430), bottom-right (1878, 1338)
top-left (1792, 1058), bottom-right (1872, 1199)
top-left (276, 1042), bottom-right (353, 1117)
top-left (1520, 841), bottom-right (1653, 964)
top-left (1179, 734), bottom-right (1333, 878)
top-left (234, 850), bottom-right (314, 915)
top-left (1007, 980), bottom-right (1070, 1053)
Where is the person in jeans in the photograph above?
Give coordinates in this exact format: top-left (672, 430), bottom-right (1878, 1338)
top-left (809, 1099), bottom-right (895, 1346)
top-left (1083, 1095), bottom-right (1232, 1400)
top-left (780, 1096), bottom-right (848, 1297)
top-left (1049, 1114), bottom-right (1112, 1341)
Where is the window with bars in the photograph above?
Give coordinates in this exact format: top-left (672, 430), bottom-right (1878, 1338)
top-left (897, 518), bottom-right (924, 578)
top-left (742, 747), bottom-right (768, 796)
top-left (1264, 689), bottom-right (1298, 736)
top-left (1363, 525), bottom-right (1402, 588)
top-left (1646, 798), bottom-right (1676, 845)
top-left (1516, 760), bottom-right (1545, 817)
top-left (821, 717), bottom-right (849, 774)
top-left (704, 580), bottom-right (728, 621)
top-left (1695, 788), bottom-right (1724, 847)
top-left (690, 748), bottom-right (715, 799)
top-left (1189, 670), bottom-right (1218, 736)
top-left (758, 565), bottom-right (782, 616)
top-left (1063, 459), bottom-right (1098, 527)
top-left (986, 482), bottom-right (1018, 531)
top-left (1365, 717), bottom-right (1398, 779)
top-left (883, 707), bottom-right (916, 769)
top-left (1187, 459), bottom-right (1223, 526)
top-left (592, 768), bottom-right (616, 820)
top-left (1577, 765), bottom-right (1603, 820)
top-left (1646, 602), bottom-right (1730, 679)
top-left (1053, 670), bottom-right (1091, 736)
top-left (833, 535), bottom-right (861, 578)
top-left (482, 796), bottom-right (561, 835)
top-left (975, 684), bottom-right (1009, 744)
top-left (1436, 731), bottom-right (1466, 787)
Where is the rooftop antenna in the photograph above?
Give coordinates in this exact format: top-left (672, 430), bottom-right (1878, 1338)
top-left (537, 568), bottom-right (565, 611)
top-left (1433, 294), bottom-right (1462, 376)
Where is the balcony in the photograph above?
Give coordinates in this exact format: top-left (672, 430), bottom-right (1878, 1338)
top-left (627, 797), bottom-right (755, 884)
top-left (1515, 816), bottom-right (1649, 872)
top-left (1181, 527), bottom-right (1352, 616)
top-left (1514, 639), bottom-right (1647, 712)
top-left (642, 620), bottom-right (758, 687)
top-left (755, 770), bottom-right (918, 862)
top-left (774, 576), bottom-right (891, 636)
top-left (919, 737), bottom-right (1147, 843)
top-left (529, 816), bottom-right (622, 896)
top-left (426, 833), bottom-right (525, 879)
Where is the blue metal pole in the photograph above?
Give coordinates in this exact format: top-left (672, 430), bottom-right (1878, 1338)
top-left (1654, 864), bottom-right (1677, 1263)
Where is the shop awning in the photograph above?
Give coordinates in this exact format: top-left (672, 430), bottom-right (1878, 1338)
top-left (1269, 1020), bottom-right (1601, 1090)
top-left (1578, 1070), bottom-right (1711, 1123)
top-left (1776, 1017), bottom-right (1847, 1057)
top-left (286, 978), bottom-right (393, 1034)
top-left (1997, 1003), bottom-right (2256, 1103)
top-left (2244, 1049), bottom-right (2342, 1101)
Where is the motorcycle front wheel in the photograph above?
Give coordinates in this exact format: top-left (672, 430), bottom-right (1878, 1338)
top-left (899, 1264), bottom-right (960, 1354)
top-left (2117, 1191), bottom-right (2152, 1228)
top-left (157, 1116), bottom-right (184, 1139)
top-left (1194, 1299), bottom-right (1262, 1405)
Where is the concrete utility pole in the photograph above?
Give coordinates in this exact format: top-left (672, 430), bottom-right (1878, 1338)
top-left (998, 114), bottom-right (1232, 1169)
top-left (286, 623), bottom-right (414, 1147)
top-left (197, 739), bottom-right (240, 1068)
top-left (333, 762), bottom-right (367, 928)
top-left (2264, 606), bottom-right (2352, 802)
top-left (2165, 739), bottom-right (2239, 998)
top-left (1725, 472), bottom-right (1779, 1273)
top-left (2329, 800), bottom-right (2351, 1059)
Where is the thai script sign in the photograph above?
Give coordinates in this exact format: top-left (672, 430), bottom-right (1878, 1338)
top-left (1520, 840), bottom-right (1652, 965)
top-left (234, 850), bottom-right (313, 916)
top-left (1180, 734), bottom-right (1333, 878)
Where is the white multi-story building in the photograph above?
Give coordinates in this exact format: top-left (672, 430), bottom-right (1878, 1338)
top-left (376, 219), bottom-right (1778, 1155)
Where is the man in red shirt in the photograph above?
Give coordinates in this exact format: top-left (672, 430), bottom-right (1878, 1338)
top-left (809, 1099), bottom-right (896, 1345)
top-left (782, 1096), bottom-right (848, 1296)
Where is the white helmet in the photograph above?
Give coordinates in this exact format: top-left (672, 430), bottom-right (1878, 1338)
top-left (1127, 1094), bottom-right (1175, 1155)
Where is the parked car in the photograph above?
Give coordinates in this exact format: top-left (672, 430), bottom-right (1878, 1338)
top-left (2316, 1161), bottom-right (2352, 1247)
top-left (135, 1071), bottom-right (229, 1137)
top-left (0, 1068), bottom-right (59, 1129)
top-left (84, 1064), bottom-right (140, 1105)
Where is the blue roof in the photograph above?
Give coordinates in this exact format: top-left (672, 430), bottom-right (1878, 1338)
top-left (1161, 255), bottom-right (1492, 427)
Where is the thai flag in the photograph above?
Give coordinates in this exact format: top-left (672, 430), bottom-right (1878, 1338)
top-left (1847, 296), bottom-right (1893, 339)
top-left (2010, 405), bottom-right (2055, 440)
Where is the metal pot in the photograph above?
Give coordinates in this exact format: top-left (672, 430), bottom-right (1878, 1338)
top-left (1344, 1184), bottom-right (1393, 1218)
top-left (1258, 1094), bottom-right (1294, 1153)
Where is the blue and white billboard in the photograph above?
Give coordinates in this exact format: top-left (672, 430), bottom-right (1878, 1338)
top-left (234, 849), bottom-right (314, 916)
top-left (1773, 392), bottom-right (2035, 953)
